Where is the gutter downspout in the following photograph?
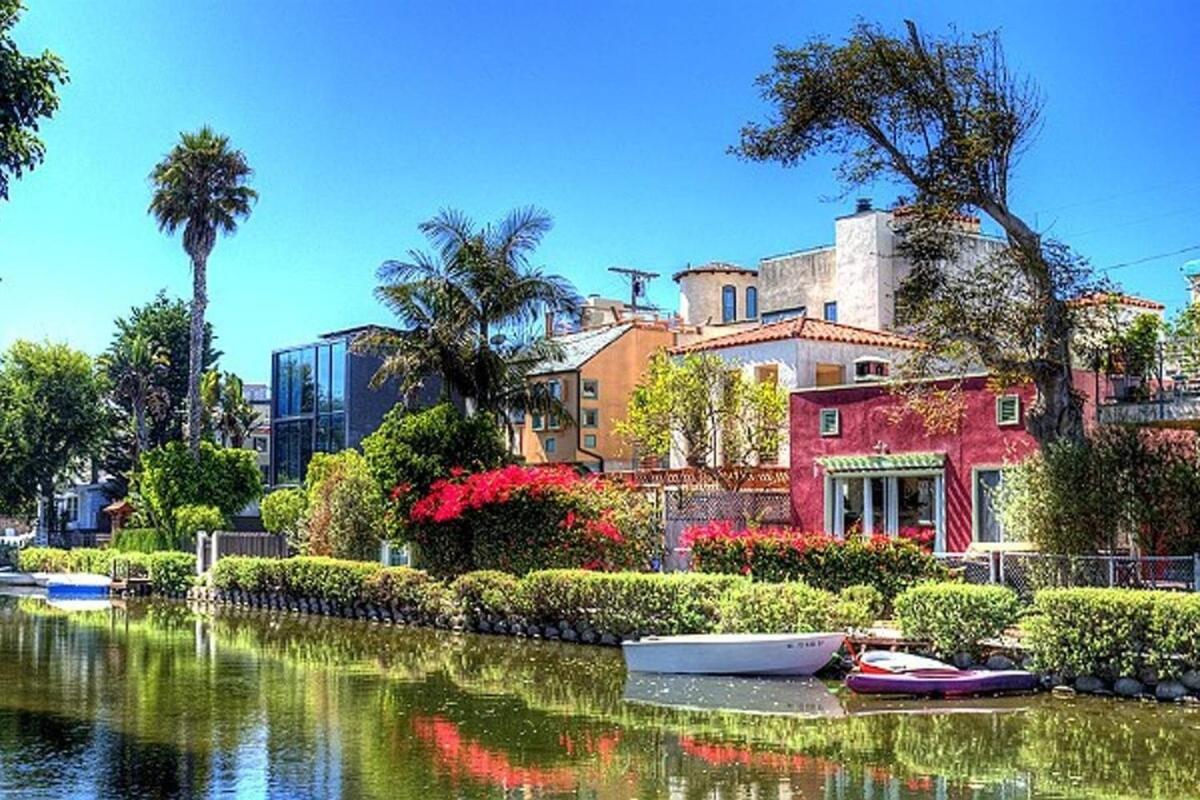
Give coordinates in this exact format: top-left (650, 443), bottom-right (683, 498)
top-left (575, 369), bottom-right (605, 472)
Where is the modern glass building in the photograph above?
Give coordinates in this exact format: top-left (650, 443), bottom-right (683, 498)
top-left (270, 326), bottom-right (440, 486)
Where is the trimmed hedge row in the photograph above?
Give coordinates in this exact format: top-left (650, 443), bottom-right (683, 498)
top-left (209, 557), bottom-right (880, 637)
top-left (16, 547), bottom-right (196, 596)
top-left (894, 582), bottom-right (1022, 658)
top-left (1025, 588), bottom-right (1200, 679)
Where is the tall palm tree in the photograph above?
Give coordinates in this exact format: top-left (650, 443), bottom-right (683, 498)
top-left (148, 126), bottom-right (256, 457)
top-left (357, 207), bottom-right (580, 417)
top-left (101, 333), bottom-right (170, 463)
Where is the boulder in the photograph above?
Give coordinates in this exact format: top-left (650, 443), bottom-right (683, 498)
top-left (600, 633), bottom-right (619, 647)
top-left (544, 625), bottom-right (561, 640)
top-left (581, 629), bottom-right (597, 645)
top-left (1138, 667), bottom-right (1160, 687)
top-left (952, 652), bottom-right (976, 669)
top-left (561, 628), bottom-right (578, 643)
top-left (1114, 677), bottom-right (1145, 698)
top-left (984, 654), bottom-right (1016, 671)
top-left (1181, 670), bottom-right (1200, 692)
top-left (1156, 680), bottom-right (1188, 702)
top-left (1075, 675), bottom-right (1106, 694)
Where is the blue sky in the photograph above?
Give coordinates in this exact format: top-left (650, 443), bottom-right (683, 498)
top-left (3, 1), bottom-right (1199, 382)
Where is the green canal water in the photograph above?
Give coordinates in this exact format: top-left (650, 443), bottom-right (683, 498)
top-left (0, 595), bottom-right (1198, 799)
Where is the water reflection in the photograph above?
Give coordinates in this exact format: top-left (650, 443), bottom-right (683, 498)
top-left (0, 595), bottom-right (1197, 799)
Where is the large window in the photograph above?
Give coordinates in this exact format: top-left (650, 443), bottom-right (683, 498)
top-left (745, 287), bottom-right (758, 319)
top-left (271, 339), bottom-right (348, 485)
top-left (722, 285), bottom-right (737, 323)
top-left (828, 471), bottom-right (945, 550)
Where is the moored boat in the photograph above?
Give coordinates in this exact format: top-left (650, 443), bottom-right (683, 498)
top-left (846, 668), bottom-right (1039, 697)
top-left (45, 573), bottom-right (111, 599)
top-left (621, 632), bottom-right (844, 676)
top-left (855, 650), bottom-right (952, 674)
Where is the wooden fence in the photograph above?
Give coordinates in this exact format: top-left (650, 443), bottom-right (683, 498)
top-left (196, 531), bottom-right (288, 574)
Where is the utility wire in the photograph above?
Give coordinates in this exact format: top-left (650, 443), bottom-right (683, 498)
top-left (1097, 244), bottom-right (1200, 273)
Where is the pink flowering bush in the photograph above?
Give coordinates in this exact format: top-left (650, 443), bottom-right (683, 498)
top-left (683, 522), bottom-right (945, 601)
top-left (402, 466), bottom-right (660, 577)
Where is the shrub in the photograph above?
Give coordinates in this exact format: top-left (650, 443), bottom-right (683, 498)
top-left (894, 582), bottom-right (1021, 658)
top-left (300, 450), bottom-right (384, 562)
top-left (145, 552), bottom-right (196, 595)
top-left (19, 546), bottom-right (69, 573)
top-left (684, 523), bottom-right (946, 601)
top-left (718, 582), bottom-right (836, 634)
top-left (362, 402), bottom-right (510, 540)
top-left (363, 566), bottom-right (440, 614)
top-left (834, 584), bottom-right (884, 630)
top-left (112, 527), bottom-right (173, 553)
top-left (134, 441), bottom-right (262, 537)
top-left (261, 487), bottom-right (307, 550)
top-left (212, 556), bottom-right (284, 594)
top-left (275, 556), bottom-right (381, 606)
top-left (1025, 588), bottom-right (1200, 679)
top-left (520, 570), bottom-right (743, 636)
top-left (451, 570), bottom-right (523, 622)
top-left (173, 504), bottom-right (225, 546)
top-left (406, 465), bottom-right (661, 577)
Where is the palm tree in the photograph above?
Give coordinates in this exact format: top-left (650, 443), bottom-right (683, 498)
top-left (356, 207), bottom-right (580, 418)
top-left (148, 126), bottom-right (256, 457)
top-left (101, 333), bottom-right (170, 463)
top-left (201, 370), bottom-right (260, 448)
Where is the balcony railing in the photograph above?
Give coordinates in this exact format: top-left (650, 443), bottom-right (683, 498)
top-left (1098, 394), bottom-right (1200, 425)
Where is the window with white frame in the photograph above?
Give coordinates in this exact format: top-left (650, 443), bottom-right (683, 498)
top-left (581, 379), bottom-right (599, 400)
top-left (819, 408), bottom-right (840, 436)
top-left (996, 395), bottom-right (1021, 426)
top-left (826, 471), bottom-right (946, 551)
top-left (583, 434), bottom-right (597, 449)
top-left (582, 408), bottom-right (598, 428)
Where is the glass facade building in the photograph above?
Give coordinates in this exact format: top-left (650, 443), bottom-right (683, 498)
top-left (270, 338), bottom-right (349, 485)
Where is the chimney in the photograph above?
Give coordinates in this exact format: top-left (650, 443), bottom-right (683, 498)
top-left (855, 198), bottom-right (873, 214)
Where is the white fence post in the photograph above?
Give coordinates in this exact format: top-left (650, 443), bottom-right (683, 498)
top-left (195, 533), bottom-right (207, 575)
top-left (210, 531), bottom-right (220, 573)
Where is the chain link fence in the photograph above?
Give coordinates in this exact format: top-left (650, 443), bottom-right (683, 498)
top-left (938, 551), bottom-right (1200, 599)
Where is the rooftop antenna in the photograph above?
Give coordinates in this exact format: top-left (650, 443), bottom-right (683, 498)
top-left (608, 266), bottom-right (660, 313)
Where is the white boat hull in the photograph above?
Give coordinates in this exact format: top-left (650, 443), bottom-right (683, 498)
top-left (45, 573), bottom-right (111, 598)
top-left (622, 633), bottom-right (844, 676)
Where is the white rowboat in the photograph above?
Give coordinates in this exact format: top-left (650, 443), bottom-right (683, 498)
top-left (621, 632), bottom-right (844, 676)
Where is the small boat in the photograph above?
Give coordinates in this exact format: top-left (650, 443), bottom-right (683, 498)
top-left (621, 632), bottom-right (844, 676)
top-left (846, 668), bottom-right (1039, 697)
top-left (856, 650), bottom-right (952, 674)
top-left (45, 573), bottom-right (112, 599)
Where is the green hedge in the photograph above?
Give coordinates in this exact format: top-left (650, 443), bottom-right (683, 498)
top-left (894, 582), bottom-right (1021, 658)
top-left (210, 558), bottom-right (879, 638)
top-left (16, 547), bottom-right (195, 595)
top-left (1025, 588), bottom-right (1200, 679)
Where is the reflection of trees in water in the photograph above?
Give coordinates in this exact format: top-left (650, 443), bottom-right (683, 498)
top-left (3, 597), bottom-right (1199, 799)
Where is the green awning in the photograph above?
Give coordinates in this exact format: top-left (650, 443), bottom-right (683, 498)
top-left (817, 452), bottom-right (945, 473)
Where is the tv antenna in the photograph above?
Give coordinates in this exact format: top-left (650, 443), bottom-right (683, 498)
top-left (608, 266), bottom-right (660, 312)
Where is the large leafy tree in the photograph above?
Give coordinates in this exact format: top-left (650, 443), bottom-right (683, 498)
top-left (734, 21), bottom-right (1096, 446)
top-left (0, 341), bottom-right (109, 537)
top-left (0, 0), bottom-right (68, 206)
top-left (618, 351), bottom-right (788, 490)
top-left (149, 127), bottom-right (256, 458)
top-left (355, 207), bottom-right (580, 419)
top-left (102, 292), bottom-right (219, 486)
top-left (101, 333), bottom-right (169, 462)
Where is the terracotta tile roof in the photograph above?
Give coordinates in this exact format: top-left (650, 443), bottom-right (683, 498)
top-left (670, 317), bottom-right (923, 354)
top-left (1069, 292), bottom-right (1165, 311)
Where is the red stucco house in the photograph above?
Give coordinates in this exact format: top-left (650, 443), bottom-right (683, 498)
top-left (789, 372), bottom-right (1103, 553)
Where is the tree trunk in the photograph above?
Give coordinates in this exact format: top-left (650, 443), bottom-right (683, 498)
top-left (187, 253), bottom-right (208, 458)
top-left (40, 483), bottom-right (56, 548)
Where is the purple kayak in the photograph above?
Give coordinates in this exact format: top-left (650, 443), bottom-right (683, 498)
top-left (846, 668), bottom-right (1039, 697)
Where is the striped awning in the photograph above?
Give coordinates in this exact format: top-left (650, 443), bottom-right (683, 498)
top-left (817, 452), bottom-right (945, 473)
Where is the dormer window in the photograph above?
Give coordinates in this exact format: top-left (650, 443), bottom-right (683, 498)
top-left (854, 357), bottom-right (890, 382)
